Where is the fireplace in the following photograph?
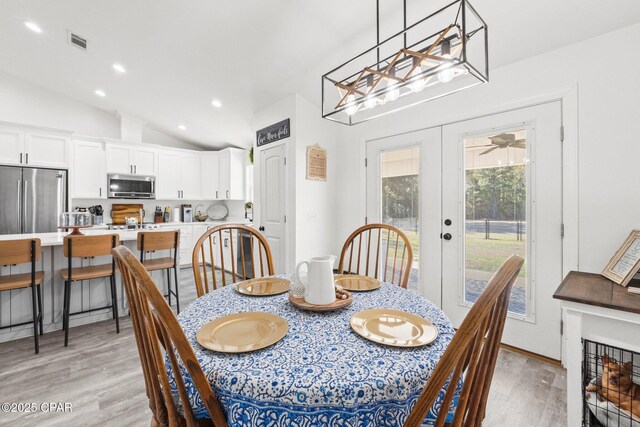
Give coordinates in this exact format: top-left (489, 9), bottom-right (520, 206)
top-left (583, 339), bottom-right (640, 426)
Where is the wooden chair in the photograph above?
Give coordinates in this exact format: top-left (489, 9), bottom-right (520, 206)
top-left (192, 224), bottom-right (274, 297)
top-left (0, 239), bottom-right (44, 353)
top-left (113, 245), bottom-right (228, 427)
top-left (338, 223), bottom-right (414, 288)
top-left (60, 234), bottom-right (120, 347)
top-left (404, 255), bottom-right (525, 427)
top-left (137, 230), bottom-right (180, 313)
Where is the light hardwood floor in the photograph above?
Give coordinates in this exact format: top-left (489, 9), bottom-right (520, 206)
top-left (0, 269), bottom-right (567, 427)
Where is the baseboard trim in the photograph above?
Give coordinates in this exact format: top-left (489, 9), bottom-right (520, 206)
top-left (499, 343), bottom-right (562, 367)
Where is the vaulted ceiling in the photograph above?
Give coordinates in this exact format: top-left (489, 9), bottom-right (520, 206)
top-left (1, 0), bottom-right (639, 148)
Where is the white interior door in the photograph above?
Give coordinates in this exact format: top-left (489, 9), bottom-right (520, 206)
top-left (441, 102), bottom-right (563, 359)
top-left (366, 129), bottom-right (442, 302)
top-left (259, 143), bottom-right (287, 273)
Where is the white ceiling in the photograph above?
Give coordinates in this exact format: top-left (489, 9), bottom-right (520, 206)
top-left (1, 0), bottom-right (639, 149)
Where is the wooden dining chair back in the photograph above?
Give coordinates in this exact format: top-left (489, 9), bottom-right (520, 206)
top-left (137, 230), bottom-right (181, 313)
top-left (61, 234), bottom-right (120, 346)
top-left (0, 238), bottom-right (43, 353)
top-left (338, 223), bottom-right (414, 288)
top-left (192, 224), bottom-right (274, 297)
top-left (404, 255), bottom-right (524, 427)
top-left (113, 245), bottom-right (228, 427)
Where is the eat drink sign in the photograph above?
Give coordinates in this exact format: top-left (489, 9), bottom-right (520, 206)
top-left (257, 119), bottom-right (290, 147)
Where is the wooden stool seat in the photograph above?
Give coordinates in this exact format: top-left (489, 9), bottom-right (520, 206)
top-left (60, 264), bottom-right (114, 281)
top-left (0, 238), bottom-right (43, 353)
top-left (142, 257), bottom-right (175, 272)
top-left (61, 234), bottom-right (120, 347)
top-left (0, 271), bottom-right (44, 291)
top-left (137, 231), bottom-right (180, 313)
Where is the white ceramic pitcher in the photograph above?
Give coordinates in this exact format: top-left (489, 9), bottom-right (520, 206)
top-left (295, 255), bottom-right (337, 305)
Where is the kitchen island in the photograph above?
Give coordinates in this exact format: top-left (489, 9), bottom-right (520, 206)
top-left (0, 228), bottom-right (180, 343)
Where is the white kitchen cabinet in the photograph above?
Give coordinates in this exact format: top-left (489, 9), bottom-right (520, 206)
top-left (201, 153), bottom-right (220, 200)
top-left (106, 144), bottom-right (157, 175)
top-left (178, 225), bottom-right (193, 266)
top-left (0, 128), bottom-right (23, 165)
top-left (221, 229), bottom-right (238, 274)
top-left (179, 153), bottom-right (201, 200)
top-left (200, 148), bottom-right (245, 201)
top-left (24, 133), bottom-right (69, 168)
top-left (157, 152), bottom-right (180, 199)
top-left (0, 126), bottom-right (69, 168)
top-left (73, 140), bottom-right (106, 199)
top-left (134, 146), bottom-right (157, 175)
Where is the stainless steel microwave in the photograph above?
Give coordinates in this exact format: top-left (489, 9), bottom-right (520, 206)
top-left (107, 174), bottom-right (156, 199)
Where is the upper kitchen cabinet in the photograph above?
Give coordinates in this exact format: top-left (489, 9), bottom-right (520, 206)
top-left (0, 125), bottom-right (70, 168)
top-left (72, 140), bottom-right (106, 199)
top-left (201, 152), bottom-right (220, 199)
top-left (201, 148), bottom-right (245, 200)
top-left (157, 151), bottom-right (200, 200)
top-left (180, 153), bottom-right (201, 200)
top-left (106, 143), bottom-right (157, 175)
top-left (220, 148), bottom-right (246, 200)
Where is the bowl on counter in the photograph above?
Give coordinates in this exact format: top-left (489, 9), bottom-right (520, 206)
top-left (194, 212), bottom-right (209, 222)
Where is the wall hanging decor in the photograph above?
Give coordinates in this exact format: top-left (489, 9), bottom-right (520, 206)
top-left (322, 0), bottom-right (488, 125)
top-left (602, 229), bottom-right (640, 287)
top-left (306, 144), bottom-right (327, 181)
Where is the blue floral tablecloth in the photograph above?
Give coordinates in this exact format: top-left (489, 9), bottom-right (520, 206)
top-left (172, 280), bottom-right (460, 426)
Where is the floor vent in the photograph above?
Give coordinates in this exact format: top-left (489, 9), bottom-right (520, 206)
top-left (68, 31), bottom-right (88, 51)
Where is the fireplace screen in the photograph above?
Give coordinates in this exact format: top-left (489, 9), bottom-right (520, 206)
top-left (583, 339), bottom-right (640, 426)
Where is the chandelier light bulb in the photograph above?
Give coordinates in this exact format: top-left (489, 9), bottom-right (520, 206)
top-left (345, 94), bottom-right (359, 116)
top-left (363, 75), bottom-right (378, 109)
top-left (437, 40), bottom-right (455, 83)
top-left (409, 59), bottom-right (426, 92)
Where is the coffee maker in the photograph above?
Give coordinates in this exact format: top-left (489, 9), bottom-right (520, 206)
top-left (181, 204), bottom-right (193, 223)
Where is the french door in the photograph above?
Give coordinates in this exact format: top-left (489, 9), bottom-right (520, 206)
top-left (366, 102), bottom-right (563, 359)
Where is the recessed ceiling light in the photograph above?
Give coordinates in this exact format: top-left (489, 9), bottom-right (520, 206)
top-left (94, 89), bottom-right (106, 97)
top-left (112, 63), bottom-right (126, 73)
top-left (211, 99), bottom-right (222, 108)
top-left (24, 21), bottom-right (42, 33)
top-left (177, 124), bottom-right (186, 130)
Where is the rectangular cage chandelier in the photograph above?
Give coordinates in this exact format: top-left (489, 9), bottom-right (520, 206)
top-left (322, 0), bottom-right (488, 125)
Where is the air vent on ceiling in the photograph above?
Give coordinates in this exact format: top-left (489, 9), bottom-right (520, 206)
top-left (67, 31), bottom-right (88, 51)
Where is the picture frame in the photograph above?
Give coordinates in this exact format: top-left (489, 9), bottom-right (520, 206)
top-left (306, 144), bottom-right (327, 181)
top-left (602, 230), bottom-right (640, 287)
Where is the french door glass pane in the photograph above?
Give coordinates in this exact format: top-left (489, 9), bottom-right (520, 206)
top-left (464, 130), bottom-right (527, 315)
top-left (380, 147), bottom-right (419, 289)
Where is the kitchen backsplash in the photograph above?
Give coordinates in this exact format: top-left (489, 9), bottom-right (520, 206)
top-left (71, 199), bottom-right (248, 223)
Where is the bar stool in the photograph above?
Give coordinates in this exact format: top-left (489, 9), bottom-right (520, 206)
top-left (137, 230), bottom-right (180, 313)
top-left (0, 239), bottom-right (43, 353)
top-left (60, 234), bottom-right (120, 347)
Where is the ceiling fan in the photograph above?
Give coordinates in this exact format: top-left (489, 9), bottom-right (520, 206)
top-left (478, 133), bottom-right (526, 155)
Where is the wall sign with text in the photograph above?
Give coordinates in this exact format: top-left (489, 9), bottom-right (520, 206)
top-left (257, 119), bottom-right (290, 147)
top-left (306, 144), bottom-right (327, 181)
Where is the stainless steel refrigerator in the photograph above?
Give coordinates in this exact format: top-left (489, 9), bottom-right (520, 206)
top-left (0, 166), bottom-right (68, 235)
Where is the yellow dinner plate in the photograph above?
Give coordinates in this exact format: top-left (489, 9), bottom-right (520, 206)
top-left (234, 278), bottom-right (290, 296)
top-left (197, 312), bottom-right (288, 353)
top-left (350, 309), bottom-right (438, 347)
top-left (334, 274), bottom-right (381, 292)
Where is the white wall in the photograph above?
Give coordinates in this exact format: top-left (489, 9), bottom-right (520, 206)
top-left (294, 95), bottom-right (338, 262)
top-left (252, 94), bottom-right (338, 271)
top-left (334, 22), bottom-right (640, 274)
top-left (0, 70), bottom-right (199, 149)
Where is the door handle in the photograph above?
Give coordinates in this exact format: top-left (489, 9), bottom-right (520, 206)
top-left (441, 233), bottom-right (452, 241)
top-left (23, 180), bottom-right (28, 232)
top-left (215, 190), bottom-right (218, 199)
top-left (20, 153), bottom-right (23, 164)
top-left (226, 190), bottom-right (229, 198)
top-left (178, 190), bottom-right (180, 199)
top-left (134, 165), bottom-right (137, 174)
top-left (25, 153), bottom-right (28, 164)
top-left (224, 238), bottom-right (229, 248)
top-left (17, 180), bottom-right (21, 230)
top-left (99, 187), bottom-right (102, 197)
top-left (444, 219), bottom-right (452, 226)
top-left (258, 226), bottom-right (265, 232)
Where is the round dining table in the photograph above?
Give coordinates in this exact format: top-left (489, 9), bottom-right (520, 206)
top-left (172, 279), bottom-right (460, 426)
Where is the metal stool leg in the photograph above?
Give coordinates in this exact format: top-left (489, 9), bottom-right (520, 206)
top-left (166, 269), bottom-right (172, 307)
top-left (37, 284), bottom-right (43, 335)
top-left (110, 275), bottom-right (120, 334)
top-left (173, 266), bottom-right (180, 314)
top-left (31, 283), bottom-right (39, 354)
top-left (64, 281), bottom-right (71, 347)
